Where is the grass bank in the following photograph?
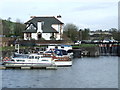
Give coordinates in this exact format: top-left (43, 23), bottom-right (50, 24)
top-left (0, 45), bottom-right (47, 52)
top-left (0, 44), bottom-right (98, 51)
top-left (0, 46), bottom-right (29, 51)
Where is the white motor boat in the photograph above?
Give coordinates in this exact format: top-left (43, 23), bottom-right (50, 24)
top-left (46, 44), bottom-right (73, 59)
top-left (45, 49), bottom-right (72, 67)
top-left (2, 53), bottom-right (55, 68)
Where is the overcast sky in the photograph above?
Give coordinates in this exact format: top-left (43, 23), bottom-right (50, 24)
top-left (0, 0), bottom-right (119, 30)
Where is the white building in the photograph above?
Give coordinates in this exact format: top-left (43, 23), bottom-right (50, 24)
top-left (23, 15), bottom-right (64, 40)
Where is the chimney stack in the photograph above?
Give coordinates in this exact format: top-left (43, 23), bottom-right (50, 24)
top-left (56, 15), bottom-right (62, 22)
top-left (57, 15), bottom-right (61, 18)
top-left (30, 16), bottom-right (36, 18)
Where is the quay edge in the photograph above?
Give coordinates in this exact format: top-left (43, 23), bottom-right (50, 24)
top-left (0, 66), bottom-right (57, 70)
top-left (72, 45), bottom-right (100, 57)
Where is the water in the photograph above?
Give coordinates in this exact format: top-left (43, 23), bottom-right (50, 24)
top-left (1, 56), bottom-right (118, 88)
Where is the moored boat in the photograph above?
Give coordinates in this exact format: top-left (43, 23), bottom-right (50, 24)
top-left (2, 44), bottom-right (72, 67)
top-left (45, 48), bottom-right (72, 67)
top-left (2, 53), bottom-right (55, 68)
top-left (46, 44), bottom-right (73, 58)
top-left (53, 56), bottom-right (72, 67)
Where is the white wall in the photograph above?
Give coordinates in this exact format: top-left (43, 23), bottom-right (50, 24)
top-left (24, 33), bottom-right (27, 40)
top-left (52, 24), bottom-right (63, 40)
top-left (52, 24), bottom-right (59, 32)
top-left (42, 33), bottom-right (51, 40)
top-left (24, 33), bottom-right (37, 40)
top-left (55, 33), bottom-right (61, 40)
top-left (52, 24), bottom-right (63, 34)
top-left (31, 33), bottom-right (38, 40)
top-left (24, 33), bottom-right (31, 40)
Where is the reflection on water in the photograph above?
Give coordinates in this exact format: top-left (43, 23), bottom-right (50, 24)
top-left (2, 56), bottom-right (118, 88)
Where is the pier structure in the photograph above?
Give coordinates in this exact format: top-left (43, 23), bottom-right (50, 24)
top-left (0, 66), bottom-right (57, 70)
top-left (72, 42), bottom-right (120, 57)
top-left (99, 43), bottom-right (118, 56)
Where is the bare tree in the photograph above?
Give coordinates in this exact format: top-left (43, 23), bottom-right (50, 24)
top-left (63, 23), bottom-right (79, 41)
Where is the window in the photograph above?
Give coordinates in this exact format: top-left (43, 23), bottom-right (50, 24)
top-left (11, 60), bottom-right (14, 61)
top-left (41, 60), bottom-right (48, 61)
top-left (27, 24), bottom-right (36, 30)
top-left (26, 33), bottom-right (31, 37)
top-left (31, 56), bottom-right (34, 59)
top-left (16, 60), bottom-right (25, 62)
top-left (35, 56), bottom-right (39, 59)
top-left (29, 56), bottom-right (34, 59)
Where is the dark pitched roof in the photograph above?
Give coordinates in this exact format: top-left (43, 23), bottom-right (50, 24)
top-left (23, 29), bottom-right (37, 33)
top-left (24, 16), bottom-right (64, 33)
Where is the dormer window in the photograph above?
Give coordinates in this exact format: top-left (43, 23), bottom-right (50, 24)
top-left (27, 23), bottom-right (36, 30)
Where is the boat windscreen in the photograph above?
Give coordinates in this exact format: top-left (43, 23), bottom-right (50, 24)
top-left (61, 50), bottom-right (68, 55)
top-left (45, 51), bottom-right (54, 53)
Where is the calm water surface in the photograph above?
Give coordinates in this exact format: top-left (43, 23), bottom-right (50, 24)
top-left (2, 56), bottom-right (118, 88)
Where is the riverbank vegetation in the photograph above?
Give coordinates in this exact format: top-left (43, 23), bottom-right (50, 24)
top-left (0, 46), bottom-right (14, 51)
top-left (0, 46), bottom-right (28, 51)
top-left (1, 18), bottom-right (25, 37)
top-left (63, 23), bottom-right (120, 42)
top-left (72, 44), bottom-right (98, 48)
